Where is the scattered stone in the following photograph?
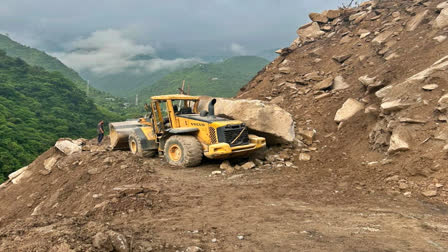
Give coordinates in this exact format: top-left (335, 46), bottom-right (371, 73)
top-left (349, 11), bottom-right (367, 22)
top-left (359, 75), bottom-right (376, 87)
top-left (299, 153), bottom-right (311, 161)
top-left (388, 127), bottom-right (411, 154)
top-left (297, 22), bottom-right (325, 41)
top-left (372, 30), bottom-right (394, 45)
top-left (332, 54), bottom-right (352, 64)
top-left (9, 166), bottom-right (32, 185)
top-left (381, 99), bottom-right (412, 113)
top-left (321, 25), bottom-right (332, 32)
top-left (434, 8), bottom-right (448, 29)
top-left (44, 156), bottom-right (58, 172)
top-left (334, 98), bottom-right (364, 123)
top-left (422, 190), bottom-right (437, 197)
top-left (325, 9), bottom-right (341, 20)
top-left (398, 182), bottom-right (408, 190)
top-left (55, 139), bottom-right (82, 156)
top-left (360, 32), bottom-right (371, 39)
top-left (211, 238), bottom-right (217, 243)
top-left (433, 35), bottom-right (447, 43)
top-left (279, 67), bottom-right (291, 74)
top-left (365, 105), bottom-right (379, 114)
top-left (406, 10), bottom-right (429, 31)
top-left (422, 84), bottom-right (439, 91)
top-left (437, 2), bottom-right (448, 10)
top-left (88, 167), bottom-right (103, 175)
top-left (313, 77), bottom-right (333, 90)
top-left (186, 246), bottom-right (203, 252)
top-left (403, 192), bottom-right (412, 197)
top-left (106, 231), bottom-right (129, 252)
top-left (285, 162), bottom-right (293, 167)
top-left (309, 13), bottom-right (328, 23)
top-left (241, 161), bottom-right (256, 170)
top-left (237, 235), bottom-right (245, 240)
top-left (93, 232), bottom-right (113, 251)
top-left (211, 170), bottom-right (222, 175)
top-left (385, 53), bottom-right (399, 61)
top-left (220, 160), bottom-right (233, 171)
top-left (438, 93), bottom-right (448, 111)
top-left (298, 128), bottom-right (315, 145)
top-left (398, 117), bottom-right (426, 124)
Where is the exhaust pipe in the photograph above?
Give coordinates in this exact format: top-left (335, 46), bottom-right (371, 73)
top-left (208, 98), bottom-right (217, 117)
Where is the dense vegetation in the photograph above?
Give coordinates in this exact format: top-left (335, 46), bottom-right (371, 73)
top-left (138, 56), bottom-right (268, 99)
top-left (0, 51), bottom-right (120, 182)
top-left (0, 34), bottom-right (133, 116)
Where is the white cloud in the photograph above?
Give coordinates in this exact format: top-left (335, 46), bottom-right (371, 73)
top-left (230, 43), bottom-right (247, 56)
top-left (52, 29), bottom-right (201, 75)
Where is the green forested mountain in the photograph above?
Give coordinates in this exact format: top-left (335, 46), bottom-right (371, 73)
top-left (0, 50), bottom-right (120, 182)
top-left (0, 34), bottom-right (133, 115)
top-left (137, 56), bottom-right (268, 99)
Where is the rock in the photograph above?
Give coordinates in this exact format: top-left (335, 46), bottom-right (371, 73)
top-left (92, 232), bottom-right (113, 251)
top-left (406, 10), bottom-right (429, 31)
top-left (352, 12), bottom-right (367, 24)
top-left (365, 105), bottom-right (379, 114)
top-left (304, 71), bottom-right (323, 81)
top-left (309, 13), bottom-right (328, 23)
top-left (433, 35), bottom-right (447, 43)
top-left (44, 156), bottom-right (58, 172)
top-left (422, 84), bottom-right (438, 91)
top-left (372, 30), bottom-right (394, 45)
top-left (55, 139), bottom-right (82, 156)
top-left (325, 9), bottom-right (341, 20)
top-left (211, 238), bottom-right (217, 243)
top-left (359, 75), bottom-right (376, 87)
top-left (313, 77), bottom-right (333, 90)
top-left (333, 76), bottom-right (350, 90)
top-left (435, 126), bottom-right (448, 141)
top-left (199, 97), bottom-right (295, 144)
top-left (332, 54), bottom-right (352, 64)
top-left (279, 67), bottom-right (291, 74)
top-left (9, 166), bottom-right (32, 185)
top-left (321, 25), bottom-right (332, 32)
top-left (88, 167), bottom-right (103, 175)
top-left (298, 128), bottom-right (315, 145)
top-left (297, 22), bottom-right (325, 41)
top-left (388, 127), bottom-right (411, 154)
top-left (241, 161), bottom-right (256, 170)
top-left (398, 117), bottom-right (426, 124)
top-left (398, 182), bottom-right (408, 190)
top-left (422, 190), bottom-right (437, 197)
top-left (8, 166), bottom-right (29, 180)
top-left (299, 153), bottom-right (311, 161)
top-left (186, 246), bottom-right (203, 252)
top-left (434, 8), bottom-right (448, 29)
top-left (437, 2), bottom-right (448, 10)
top-left (106, 231), bottom-right (129, 252)
top-left (360, 32), bottom-right (371, 39)
top-left (380, 99), bottom-right (412, 113)
top-left (349, 11), bottom-right (367, 22)
top-left (438, 93), bottom-right (448, 111)
top-left (385, 53), bottom-right (399, 61)
top-left (220, 160), bottom-right (232, 170)
top-left (334, 98), bottom-right (364, 123)
top-left (339, 35), bottom-right (352, 44)
top-left (237, 235), bottom-right (245, 240)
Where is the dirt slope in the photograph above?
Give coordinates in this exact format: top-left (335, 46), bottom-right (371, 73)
top-left (1, 0), bottom-right (448, 251)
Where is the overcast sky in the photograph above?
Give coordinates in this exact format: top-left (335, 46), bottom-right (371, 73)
top-left (1, 0), bottom-right (349, 76)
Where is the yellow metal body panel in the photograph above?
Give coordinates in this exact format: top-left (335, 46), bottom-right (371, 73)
top-left (151, 94), bottom-right (200, 100)
top-left (204, 135), bottom-right (266, 159)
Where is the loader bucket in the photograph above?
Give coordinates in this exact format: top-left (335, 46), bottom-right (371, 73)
top-left (109, 120), bottom-right (141, 150)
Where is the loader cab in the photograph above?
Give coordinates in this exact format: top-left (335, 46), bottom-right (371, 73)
top-left (149, 95), bottom-right (200, 134)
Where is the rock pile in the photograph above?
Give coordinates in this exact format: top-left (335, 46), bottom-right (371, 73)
top-left (239, 0), bottom-right (448, 201)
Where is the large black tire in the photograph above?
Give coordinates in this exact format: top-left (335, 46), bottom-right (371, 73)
top-left (129, 132), bottom-right (157, 158)
top-left (164, 135), bottom-right (203, 167)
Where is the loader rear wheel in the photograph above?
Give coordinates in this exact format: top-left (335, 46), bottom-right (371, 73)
top-left (164, 135), bottom-right (202, 167)
top-left (129, 132), bottom-right (157, 157)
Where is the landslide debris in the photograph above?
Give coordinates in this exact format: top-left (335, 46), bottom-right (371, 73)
top-left (239, 0), bottom-right (448, 202)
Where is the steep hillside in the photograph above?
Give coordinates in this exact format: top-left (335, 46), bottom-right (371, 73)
top-left (138, 56), bottom-right (269, 98)
top-left (239, 0), bottom-right (448, 200)
top-left (0, 34), bottom-right (86, 86)
top-left (0, 34), bottom-right (133, 116)
top-left (0, 50), bottom-right (119, 182)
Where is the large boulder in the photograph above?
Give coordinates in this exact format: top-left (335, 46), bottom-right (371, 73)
top-left (199, 97), bottom-right (295, 144)
top-left (55, 139), bottom-right (82, 155)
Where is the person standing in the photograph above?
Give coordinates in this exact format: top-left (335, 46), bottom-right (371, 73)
top-left (97, 120), bottom-right (104, 144)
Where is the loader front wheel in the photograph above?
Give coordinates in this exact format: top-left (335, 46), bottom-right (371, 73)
top-left (129, 132), bottom-right (157, 157)
top-left (164, 135), bottom-right (202, 167)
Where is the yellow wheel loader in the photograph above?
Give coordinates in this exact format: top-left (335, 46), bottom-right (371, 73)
top-left (109, 95), bottom-right (266, 167)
